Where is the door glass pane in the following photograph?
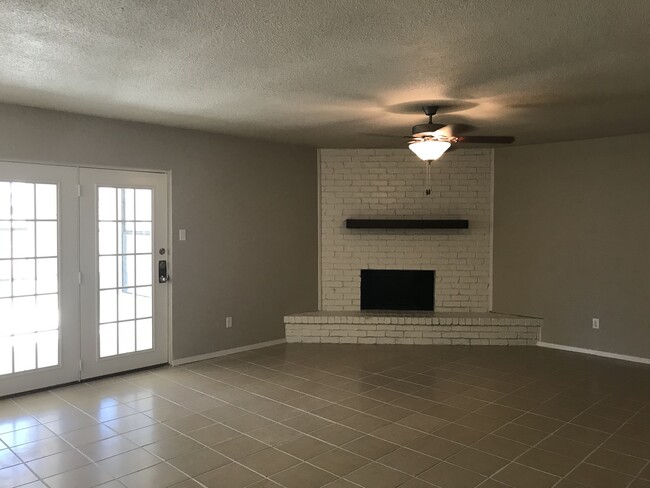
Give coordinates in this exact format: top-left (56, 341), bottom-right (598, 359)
top-left (135, 189), bottom-right (152, 221)
top-left (36, 294), bottom-right (59, 332)
top-left (37, 331), bottom-right (59, 368)
top-left (11, 183), bottom-right (34, 219)
top-left (36, 222), bottom-right (57, 257)
top-left (13, 334), bottom-right (37, 372)
top-left (97, 186), bottom-right (154, 357)
top-left (36, 258), bottom-right (58, 295)
top-left (35, 184), bottom-right (57, 220)
top-left (117, 189), bottom-right (135, 221)
top-left (117, 222), bottom-right (135, 254)
top-left (136, 318), bottom-right (153, 351)
top-left (118, 288), bottom-right (135, 321)
top-left (118, 321), bottom-right (136, 354)
top-left (99, 323), bottom-right (117, 357)
top-left (135, 255), bottom-right (152, 286)
top-left (12, 221), bottom-right (35, 258)
top-left (99, 256), bottom-right (117, 289)
top-left (135, 286), bottom-right (152, 319)
top-left (99, 289), bottom-right (117, 324)
top-left (13, 259), bottom-right (36, 296)
top-left (0, 221), bottom-right (10, 259)
top-left (118, 255), bottom-right (135, 288)
top-left (135, 223), bottom-right (152, 254)
top-left (98, 187), bottom-right (116, 221)
top-left (0, 183), bottom-right (10, 219)
top-left (98, 222), bottom-right (117, 255)
top-left (0, 260), bottom-right (10, 297)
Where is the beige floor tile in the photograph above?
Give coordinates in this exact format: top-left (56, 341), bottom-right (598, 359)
top-left (447, 447), bottom-right (509, 476)
top-left (377, 447), bottom-right (439, 476)
top-left (517, 447), bottom-right (580, 477)
top-left (418, 461), bottom-right (485, 488)
top-left (78, 434), bottom-right (139, 462)
top-left (60, 423), bottom-right (117, 447)
top-left (0, 463), bottom-right (38, 487)
top-left (342, 435), bottom-right (398, 460)
top-left (271, 462), bottom-right (337, 488)
top-left (345, 462), bottom-right (411, 488)
top-left (44, 463), bottom-right (112, 488)
top-left (239, 447), bottom-right (301, 476)
top-left (98, 448), bottom-right (161, 477)
top-left (212, 435), bottom-right (269, 460)
top-left (311, 424), bottom-right (364, 446)
top-left (167, 447), bottom-right (230, 477)
top-left (277, 435), bottom-right (334, 460)
top-left (310, 448), bottom-right (370, 476)
top-left (585, 447), bottom-right (647, 476)
top-left (493, 462), bottom-right (560, 488)
top-left (119, 462), bottom-right (188, 488)
top-left (196, 462), bottom-right (262, 488)
top-left (567, 462), bottom-right (634, 488)
top-left (406, 434), bottom-right (464, 459)
top-left (11, 436), bottom-right (72, 463)
top-left (164, 414), bottom-right (214, 433)
top-left (281, 413), bottom-right (333, 433)
top-left (185, 422), bottom-right (239, 445)
top-left (27, 449), bottom-right (90, 478)
top-left (143, 435), bottom-right (203, 460)
top-left (0, 424), bottom-right (55, 448)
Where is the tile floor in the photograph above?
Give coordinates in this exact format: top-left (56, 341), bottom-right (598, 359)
top-left (1, 344), bottom-right (650, 488)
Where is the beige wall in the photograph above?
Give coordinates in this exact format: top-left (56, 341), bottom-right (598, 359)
top-left (493, 133), bottom-right (650, 359)
top-left (0, 103), bottom-right (318, 360)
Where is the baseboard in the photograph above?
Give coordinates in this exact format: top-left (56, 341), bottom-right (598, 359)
top-left (537, 341), bottom-right (650, 365)
top-left (171, 338), bottom-right (287, 366)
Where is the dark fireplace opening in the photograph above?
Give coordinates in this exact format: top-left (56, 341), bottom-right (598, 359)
top-left (360, 269), bottom-right (435, 311)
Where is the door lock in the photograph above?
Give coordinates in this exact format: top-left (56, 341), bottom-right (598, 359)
top-left (158, 260), bottom-right (169, 283)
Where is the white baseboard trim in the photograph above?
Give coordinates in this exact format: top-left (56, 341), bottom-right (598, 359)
top-left (537, 341), bottom-right (650, 365)
top-left (171, 338), bottom-right (287, 366)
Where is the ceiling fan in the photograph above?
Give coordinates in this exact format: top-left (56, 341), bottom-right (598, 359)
top-left (406, 105), bottom-right (515, 162)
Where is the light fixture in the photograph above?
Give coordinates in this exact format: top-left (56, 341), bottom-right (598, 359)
top-left (408, 139), bottom-right (451, 161)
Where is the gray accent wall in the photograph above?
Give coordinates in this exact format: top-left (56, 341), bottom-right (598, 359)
top-left (0, 103), bottom-right (318, 360)
top-left (493, 133), bottom-right (650, 359)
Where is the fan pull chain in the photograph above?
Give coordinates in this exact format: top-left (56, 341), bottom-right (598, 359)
top-left (425, 160), bottom-right (432, 195)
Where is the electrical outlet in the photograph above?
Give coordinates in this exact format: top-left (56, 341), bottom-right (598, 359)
top-left (226, 316), bottom-right (233, 328)
top-left (592, 318), bottom-right (599, 329)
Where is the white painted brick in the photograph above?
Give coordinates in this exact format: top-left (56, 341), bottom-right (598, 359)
top-left (320, 148), bottom-right (492, 311)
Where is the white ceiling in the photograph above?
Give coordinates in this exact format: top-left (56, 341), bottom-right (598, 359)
top-left (1, 1), bottom-right (649, 148)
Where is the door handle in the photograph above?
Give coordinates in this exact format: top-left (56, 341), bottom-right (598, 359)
top-left (158, 260), bottom-right (170, 283)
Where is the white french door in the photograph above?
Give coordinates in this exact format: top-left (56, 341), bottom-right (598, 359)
top-left (0, 162), bottom-right (80, 396)
top-left (0, 163), bottom-right (169, 396)
top-left (79, 168), bottom-right (169, 379)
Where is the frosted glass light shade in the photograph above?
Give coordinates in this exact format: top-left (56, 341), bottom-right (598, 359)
top-left (408, 140), bottom-right (451, 161)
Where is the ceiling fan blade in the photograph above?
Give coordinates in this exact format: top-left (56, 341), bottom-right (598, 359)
top-left (360, 133), bottom-right (413, 139)
top-left (454, 136), bottom-right (515, 144)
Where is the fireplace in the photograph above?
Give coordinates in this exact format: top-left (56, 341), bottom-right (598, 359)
top-left (360, 269), bottom-right (435, 311)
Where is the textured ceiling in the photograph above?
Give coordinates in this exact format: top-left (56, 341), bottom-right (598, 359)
top-left (1, 1), bottom-right (649, 148)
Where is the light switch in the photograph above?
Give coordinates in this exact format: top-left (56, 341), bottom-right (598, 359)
top-left (179, 229), bottom-right (186, 241)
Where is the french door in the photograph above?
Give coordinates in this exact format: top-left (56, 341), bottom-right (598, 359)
top-left (79, 168), bottom-right (169, 379)
top-left (0, 162), bottom-right (169, 396)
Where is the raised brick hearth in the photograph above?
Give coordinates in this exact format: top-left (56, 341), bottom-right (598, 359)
top-left (285, 312), bottom-right (542, 346)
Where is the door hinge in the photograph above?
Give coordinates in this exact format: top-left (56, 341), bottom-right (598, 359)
top-left (79, 359), bottom-right (82, 372)
top-left (78, 272), bottom-right (82, 285)
top-left (77, 184), bottom-right (81, 197)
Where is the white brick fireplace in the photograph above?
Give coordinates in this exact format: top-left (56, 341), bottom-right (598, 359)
top-left (319, 148), bottom-right (492, 312)
top-left (284, 147), bottom-right (542, 345)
